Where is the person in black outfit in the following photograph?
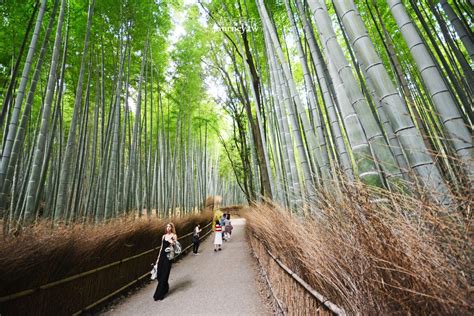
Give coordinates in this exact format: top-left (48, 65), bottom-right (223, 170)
top-left (153, 222), bottom-right (177, 301)
top-left (192, 224), bottom-right (202, 255)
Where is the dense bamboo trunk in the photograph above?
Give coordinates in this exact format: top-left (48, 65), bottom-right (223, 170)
top-left (294, 0), bottom-right (354, 180)
top-left (232, 34), bottom-right (273, 199)
top-left (333, 0), bottom-right (450, 198)
top-left (0, 0), bottom-right (59, 216)
top-left (307, 0), bottom-right (400, 186)
top-left (104, 43), bottom-right (127, 219)
top-left (124, 44), bottom-right (147, 213)
top-left (55, 0), bottom-right (95, 220)
top-left (40, 19), bottom-right (69, 219)
top-left (267, 55), bottom-right (292, 201)
top-left (265, 32), bottom-right (302, 205)
top-left (284, 0), bottom-right (332, 181)
top-left (23, 0), bottom-right (66, 223)
top-left (428, 2), bottom-right (473, 96)
top-left (387, 0), bottom-right (473, 181)
top-left (440, 0), bottom-right (474, 61)
top-left (368, 0), bottom-right (433, 156)
top-left (0, 0), bottom-right (46, 195)
top-left (84, 66), bottom-right (101, 220)
top-left (258, 0), bottom-right (318, 194)
top-left (411, 2), bottom-right (472, 123)
top-left (328, 53), bottom-right (382, 186)
top-left (0, 1), bottom-right (40, 130)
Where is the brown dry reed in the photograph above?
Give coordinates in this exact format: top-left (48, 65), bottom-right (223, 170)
top-left (244, 182), bottom-right (472, 315)
top-left (0, 211), bottom-right (211, 312)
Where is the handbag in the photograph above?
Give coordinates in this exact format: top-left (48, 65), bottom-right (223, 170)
top-left (173, 241), bottom-right (182, 255)
top-left (165, 241), bottom-right (182, 260)
top-left (165, 246), bottom-right (175, 260)
top-left (150, 263), bottom-right (157, 280)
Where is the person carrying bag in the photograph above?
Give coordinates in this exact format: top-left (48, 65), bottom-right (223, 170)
top-left (153, 223), bottom-right (178, 301)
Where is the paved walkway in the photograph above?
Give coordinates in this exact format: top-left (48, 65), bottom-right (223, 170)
top-left (103, 218), bottom-right (268, 316)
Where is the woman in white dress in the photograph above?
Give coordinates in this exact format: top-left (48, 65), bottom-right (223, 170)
top-left (214, 220), bottom-right (223, 251)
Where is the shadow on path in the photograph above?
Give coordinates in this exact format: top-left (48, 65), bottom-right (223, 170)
top-left (167, 277), bottom-right (193, 296)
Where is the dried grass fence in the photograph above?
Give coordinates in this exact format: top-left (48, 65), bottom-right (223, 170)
top-left (249, 233), bottom-right (345, 315)
top-left (0, 212), bottom-right (212, 315)
top-left (244, 182), bottom-right (472, 315)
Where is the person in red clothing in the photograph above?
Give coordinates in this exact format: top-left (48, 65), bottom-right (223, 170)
top-left (213, 220), bottom-right (223, 251)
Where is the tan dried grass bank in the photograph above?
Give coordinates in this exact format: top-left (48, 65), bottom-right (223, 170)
top-left (0, 211), bottom-right (212, 315)
top-left (244, 183), bottom-right (472, 315)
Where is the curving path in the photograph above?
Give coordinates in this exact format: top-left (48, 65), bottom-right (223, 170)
top-left (103, 218), bottom-right (268, 316)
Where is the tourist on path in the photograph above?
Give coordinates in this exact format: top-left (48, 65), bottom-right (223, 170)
top-left (153, 223), bottom-right (177, 301)
top-left (192, 224), bottom-right (202, 255)
top-left (214, 220), bottom-right (223, 251)
top-left (220, 214), bottom-right (226, 240)
top-left (224, 216), bottom-right (232, 241)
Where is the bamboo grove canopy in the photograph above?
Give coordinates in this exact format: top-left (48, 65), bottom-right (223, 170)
top-left (0, 0), bottom-right (472, 228)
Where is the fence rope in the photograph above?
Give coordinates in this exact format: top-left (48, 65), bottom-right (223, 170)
top-left (0, 220), bottom-right (213, 304)
top-left (250, 233), bottom-right (346, 316)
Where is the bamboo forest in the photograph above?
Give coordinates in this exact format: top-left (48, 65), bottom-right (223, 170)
top-left (0, 0), bottom-right (472, 315)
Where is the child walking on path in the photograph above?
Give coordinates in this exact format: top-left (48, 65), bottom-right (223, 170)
top-left (214, 220), bottom-right (222, 251)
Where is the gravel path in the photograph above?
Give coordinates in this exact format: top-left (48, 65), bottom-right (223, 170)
top-left (103, 218), bottom-right (268, 316)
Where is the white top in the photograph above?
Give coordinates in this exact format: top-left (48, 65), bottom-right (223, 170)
top-left (194, 226), bottom-right (201, 236)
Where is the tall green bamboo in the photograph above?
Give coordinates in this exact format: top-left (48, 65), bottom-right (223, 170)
top-left (284, 0), bottom-right (332, 181)
top-left (0, 1), bottom-right (39, 130)
top-left (265, 27), bottom-right (303, 204)
top-left (387, 0), bottom-right (473, 181)
top-left (307, 0), bottom-right (399, 186)
top-left (23, 0), bottom-right (66, 224)
top-left (266, 36), bottom-right (301, 204)
top-left (0, 0), bottom-right (59, 217)
top-left (333, 0), bottom-right (450, 198)
top-left (294, 0), bottom-right (354, 180)
top-left (55, 0), bottom-right (95, 220)
top-left (258, 0), bottom-right (319, 193)
top-left (0, 0), bottom-right (47, 205)
top-left (440, 0), bottom-right (474, 62)
top-left (104, 42), bottom-right (127, 219)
